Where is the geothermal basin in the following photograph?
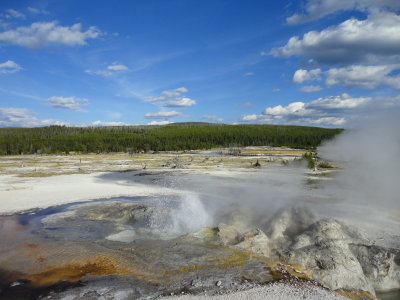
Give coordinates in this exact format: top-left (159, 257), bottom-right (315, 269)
top-left (0, 145), bottom-right (399, 300)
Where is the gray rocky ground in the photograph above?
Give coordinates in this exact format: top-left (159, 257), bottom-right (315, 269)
top-left (162, 281), bottom-right (348, 300)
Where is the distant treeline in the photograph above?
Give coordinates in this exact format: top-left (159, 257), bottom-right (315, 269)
top-left (0, 123), bottom-right (343, 155)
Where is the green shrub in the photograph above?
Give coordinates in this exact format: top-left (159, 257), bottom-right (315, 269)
top-left (303, 152), bottom-right (315, 169)
top-left (318, 161), bottom-right (333, 168)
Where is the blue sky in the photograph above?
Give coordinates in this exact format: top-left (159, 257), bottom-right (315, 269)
top-left (0, 0), bottom-right (399, 127)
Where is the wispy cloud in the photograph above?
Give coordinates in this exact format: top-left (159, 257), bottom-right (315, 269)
top-left (27, 7), bottom-right (49, 15)
top-left (86, 63), bottom-right (129, 77)
top-left (300, 85), bottom-right (322, 92)
top-left (0, 87), bottom-right (41, 100)
top-left (144, 111), bottom-right (181, 120)
top-left (85, 69), bottom-right (113, 77)
top-left (306, 117), bottom-right (346, 125)
top-left (4, 9), bottom-right (25, 19)
top-left (107, 64), bottom-right (128, 71)
top-left (243, 72), bottom-right (254, 76)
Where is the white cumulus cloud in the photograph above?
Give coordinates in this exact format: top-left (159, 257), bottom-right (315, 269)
top-left (307, 94), bottom-right (371, 109)
top-left (0, 60), bottom-right (22, 74)
top-left (0, 21), bottom-right (101, 49)
top-left (293, 69), bottom-right (321, 83)
top-left (0, 107), bottom-right (65, 127)
top-left (325, 64), bottom-right (400, 89)
top-left (274, 11), bottom-right (400, 65)
top-left (287, 0), bottom-right (400, 24)
top-left (293, 65), bottom-right (400, 90)
top-left (264, 102), bottom-right (309, 116)
top-left (145, 87), bottom-right (189, 103)
top-left (242, 94), bottom-right (378, 126)
top-left (240, 114), bottom-right (258, 121)
top-left (164, 97), bottom-right (196, 107)
top-left (46, 96), bottom-right (88, 111)
top-left (145, 87), bottom-right (196, 107)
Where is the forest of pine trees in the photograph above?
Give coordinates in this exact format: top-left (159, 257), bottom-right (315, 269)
top-left (0, 123), bottom-right (343, 155)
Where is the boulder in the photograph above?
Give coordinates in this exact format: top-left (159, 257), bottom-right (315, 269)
top-left (215, 223), bottom-right (240, 246)
top-left (235, 229), bottom-right (270, 256)
top-left (280, 219), bottom-right (375, 295)
top-left (350, 244), bottom-right (400, 292)
top-left (181, 223), bottom-right (240, 246)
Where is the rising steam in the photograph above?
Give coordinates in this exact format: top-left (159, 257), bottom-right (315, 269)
top-left (319, 112), bottom-right (400, 210)
top-left (146, 111), bottom-right (400, 238)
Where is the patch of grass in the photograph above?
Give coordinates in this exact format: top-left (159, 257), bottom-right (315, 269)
top-left (318, 161), bottom-right (334, 168)
top-left (18, 171), bottom-right (82, 178)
